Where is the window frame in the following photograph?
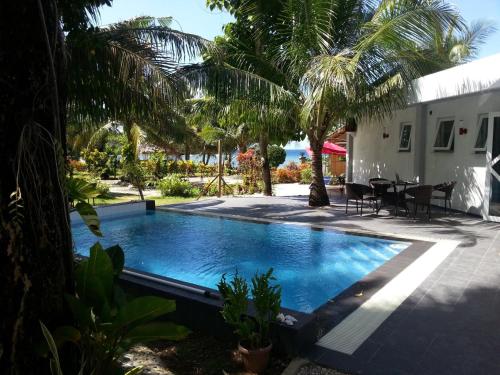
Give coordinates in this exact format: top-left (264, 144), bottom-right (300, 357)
top-left (398, 123), bottom-right (413, 152)
top-left (473, 114), bottom-right (489, 153)
top-left (433, 117), bottom-right (455, 151)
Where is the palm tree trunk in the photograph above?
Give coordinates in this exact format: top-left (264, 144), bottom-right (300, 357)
top-left (309, 138), bottom-right (330, 206)
top-left (259, 133), bottom-right (272, 196)
top-left (185, 142), bottom-right (190, 161)
top-left (0, 1), bottom-right (74, 373)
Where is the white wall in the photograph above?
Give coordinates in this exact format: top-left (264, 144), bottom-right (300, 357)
top-left (352, 107), bottom-right (417, 184)
top-left (351, 90), bottom-right (500, 216)
top-left (424, 92), bottom-right (500, 215)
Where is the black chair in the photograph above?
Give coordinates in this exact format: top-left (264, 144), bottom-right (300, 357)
top-left (345, 183), bottom-right (377, 215)
top-left (368, 178), bottom-right (390, 212)
top-left (432, 181), bottom-right (456, 213)
top-left (405, 185), bottom-right (433, 219)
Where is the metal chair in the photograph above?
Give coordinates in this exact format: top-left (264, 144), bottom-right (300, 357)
top-left (345, 183), bottom-right (377, 215)
top-left (432, 181), bottom-right (456, 213)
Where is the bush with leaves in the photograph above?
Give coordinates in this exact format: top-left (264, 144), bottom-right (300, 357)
top-left (201, 182), bottom-right (234, 197)
top-left (81, 148), bottom-right (110, 176)
top-left (217, 269), bottom-right (281, 350)
top-left (268, 145), bottom-right (286, 168)
top-left (300, 167), bottom-right (312, 184)
top-left (67, 177), bottom-right (101, 207)
top-left (40, 243), bottom-right (189, 375)
top-left (158, 174), bottom-right (198, 197)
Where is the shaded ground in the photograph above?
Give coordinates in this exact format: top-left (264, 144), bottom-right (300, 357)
top-left (121, 331), bottom-right (289, 375)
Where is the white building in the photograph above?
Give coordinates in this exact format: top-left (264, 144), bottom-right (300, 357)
top-left (346, 53), bottom-right (500, 222)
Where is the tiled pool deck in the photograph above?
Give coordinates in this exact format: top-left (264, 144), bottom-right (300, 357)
top-left (167, 195), bottom-right (500, 375)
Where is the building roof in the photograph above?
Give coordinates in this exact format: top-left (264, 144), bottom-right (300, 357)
top-left (410, 53), bottom-right (500, 104)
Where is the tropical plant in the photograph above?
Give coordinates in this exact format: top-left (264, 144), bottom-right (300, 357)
top-left (300, 167), bottom-right (313, 184)
top-left (66, 177), bottom-right (101, 207)
top-left (0, 4), bottom-right (206, 373)
top-left (423, 19), bottom-right (496, 69)
top-left (217, 268), bottom-right (281, 350)
top-left (206, 0), bottom-right (462, 206)
top-left (40, 243), bottom-right (189, 375)
top-left (81, 148), bottom-right (110, 176)
top-left (158, 175), bottom-right (198, 197)
top-left (268, 145), bottom-right (286, 168)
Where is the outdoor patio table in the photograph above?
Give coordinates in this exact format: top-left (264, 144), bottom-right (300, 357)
top-left (371, 180), bottom-right (418, 216)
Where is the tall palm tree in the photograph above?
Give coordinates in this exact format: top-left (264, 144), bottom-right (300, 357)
top-left (206, 0), bottom-right (461, 206)
top-left (422, 19), bottom-right (496, 70)
top-left (67, 16), bottom-right (206, 125)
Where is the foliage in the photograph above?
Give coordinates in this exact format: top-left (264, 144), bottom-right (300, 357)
top-left (199, 163), bottom-right (217, 177)
top-left (143, 151), bottom-right (167, 179)
top-left (93, 180), bottom-right (110, 197)
top-left (267, 145), bottom-right (286, 168)
top-left (237, 149), bottom-right (262, 193)
top-left (201, 182), bottom-right (234, 197)
top-left (300, 167), bottom-right (313, 184)
top-left (68, 159), bottom-right (86, 173)
top-left (218, 269), bottom-right (281, 350)
top-left (272, 162), bottom-right (309, 184)
top-left (122, 161), bottom-right (146, 197)
top-left (81, 148), bottom-right (110, 176)
top-left (67, 177), bottom-right (101, 206)
top-left (273, 168), bottom-right (299, 184)
top-left (204, 0), bottom-right (465, 206)
top-left (67, 16), bottom-right (207, 127)
top-left (40, 243), bottom-right (189, 374)
top-left (158, 175), bottom-right (198, 197)
top-left (423, 20), bottom-right (496, 68)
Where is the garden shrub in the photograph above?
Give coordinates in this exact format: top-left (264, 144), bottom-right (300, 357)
top-left (268, 145), bottom-right (286, 168)
top-left (93, 180), bottom-right (110, 197)
top-left (300, 167), bottom-right (312, 184)
top-left (158, 175), bottom-right (197, 197)
top-left (199, 163), bottom-right (217, 177)
top-left (202, 182), bottom-right (234, 196)
top-left (81, 148), bottom-right (110, 176)
top-left (68, 159), bottom-right (86, 172)
top-left (273, 168), bottom-right (299, 183)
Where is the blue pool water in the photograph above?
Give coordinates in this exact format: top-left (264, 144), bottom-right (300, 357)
top-left (72, 211), bottom-right (410, 313)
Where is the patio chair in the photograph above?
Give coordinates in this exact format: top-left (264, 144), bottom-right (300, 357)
top-left (405, 185), bottom-right (433, 219)
top-left (369, 178), bottom-right (390, 212)
top-left (432, 181), bottom-right (456, 213)
top-left (345, 183), bottom-right (377, 215)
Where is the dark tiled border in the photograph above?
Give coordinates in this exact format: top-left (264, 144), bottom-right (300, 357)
top-left (311, 239), bottom-right (432, 339)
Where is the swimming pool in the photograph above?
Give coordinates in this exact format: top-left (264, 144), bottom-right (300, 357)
top-left (72, 210), bottom-right (411, 313)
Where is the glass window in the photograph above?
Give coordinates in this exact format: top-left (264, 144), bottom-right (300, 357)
top-left (399, 123), bottom-right (412, 151)
top-left (474, 115), bottom-right (489, 152)
top-left (433, 119), bottom-right (455, 151)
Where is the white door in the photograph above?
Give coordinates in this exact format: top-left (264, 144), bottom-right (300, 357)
top-left (484, 112), bottom-right (500, 222)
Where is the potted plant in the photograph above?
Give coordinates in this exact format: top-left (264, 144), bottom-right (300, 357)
top-left (218, 268), bottom-right (281, 373)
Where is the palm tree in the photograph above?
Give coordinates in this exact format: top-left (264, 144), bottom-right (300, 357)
top-left (66, 16), bottom-right (209, 198)
top-left (0, 1), bottom-right (113, 373)
top-left (206, 0), bottom-right (461, 206)
top-left (67, 16), bottom-right (207, 126)
top-left (423, 19), bottom-right (496, 70)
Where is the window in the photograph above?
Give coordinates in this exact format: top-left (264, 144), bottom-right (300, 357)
top-left (473, 115), bottom-right (489, 152)
top-left (399, 123), bottom-right (412, 151)
top-left (433, 118), bottom-right (455, 151)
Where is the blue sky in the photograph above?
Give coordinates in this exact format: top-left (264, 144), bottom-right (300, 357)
top-left (99, 0), bottom-right (500, 59)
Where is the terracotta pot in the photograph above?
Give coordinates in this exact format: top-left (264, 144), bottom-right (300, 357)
top-left (238, 341), bottom-right (272, 373)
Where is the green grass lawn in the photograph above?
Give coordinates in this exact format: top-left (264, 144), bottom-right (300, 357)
top-left (92, 193), bottom-right (197, 206)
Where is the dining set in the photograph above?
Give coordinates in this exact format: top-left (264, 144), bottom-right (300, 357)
top-left (344, 175), bottom-right (456, 219)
